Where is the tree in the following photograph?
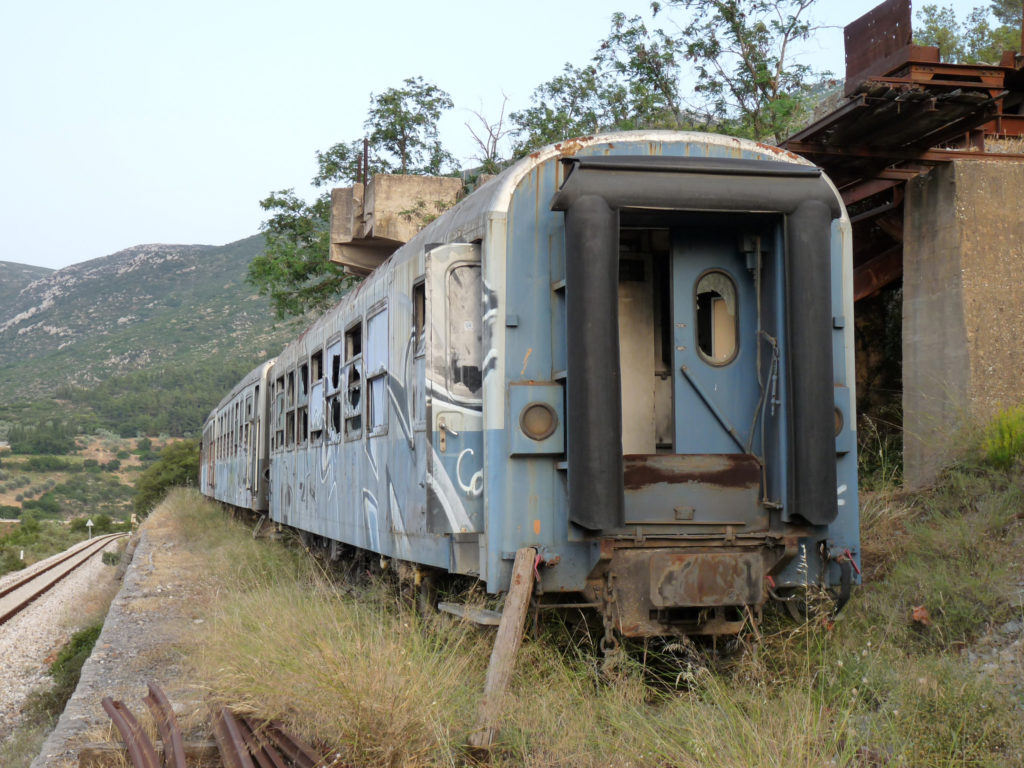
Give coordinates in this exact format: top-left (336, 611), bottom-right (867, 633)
top-left (594, 11), bottom-right (688, 130)
top-left (466, 96), bottom-right (512, 175)
top-left (247, 188), bottom-right (351, 320)
top-left (510, 63), bottom-right (612, 155)
top-left (248, 78), bottom-right (458, 320)
top-left (133, 439), bottom-right (199, 516)
top-left (365, 77), bottom-right (458, 175)
top-left (511, 1), bottom-right (826, 153)
top-left (666, 0), bottom-right (825, 143)
top-left (915, 2), bottom-right (1021, 64)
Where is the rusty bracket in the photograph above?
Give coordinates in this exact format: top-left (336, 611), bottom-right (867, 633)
top-left (142, 682), bottom-right (187, 768)
top-left (101, 696), bottom-right (160, 768)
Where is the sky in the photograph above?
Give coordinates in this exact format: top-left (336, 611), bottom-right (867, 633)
top-left (1, 0), bottom-right (985, 271)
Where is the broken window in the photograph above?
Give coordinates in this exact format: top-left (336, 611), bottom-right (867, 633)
top-left (695, 271), bottom-right (738, 365)
top-left (366, 306), bottom-right (388, 435)
top-left (447, 264), bottom-right (482, 400)
top-left (274, 375), bottom-right (286, 451)
top-left (326, 340), bottom-right (343, 442)
top-left (310, 350), bottom-right (325, 444)
top-left (311, 350), bottom-right (323, 382)
top-left (344, 323), bottom-right (363, 438)
top-left (413, 281), bottom-right (426, 356)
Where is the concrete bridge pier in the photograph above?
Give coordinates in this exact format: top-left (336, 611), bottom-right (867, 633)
top-left (903, 160), bottom-right (1024, 487)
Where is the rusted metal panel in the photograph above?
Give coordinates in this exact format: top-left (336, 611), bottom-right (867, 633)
top-left (622, 454), bottom-right (765, 532)
top-left (844, 0), bottom-right (913, 96)
top-left (649, 551), bottom-right (762, 608)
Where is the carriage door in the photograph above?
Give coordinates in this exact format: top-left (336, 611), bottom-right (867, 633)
top-left (424, 242), bottom-right (485, 535)
top-left (672, 229), bottom-right (760, 455)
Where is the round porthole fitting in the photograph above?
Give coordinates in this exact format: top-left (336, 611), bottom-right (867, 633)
top-left (834, 407), bottom-right (844, 437)
top-left (520, 402), bottom-right (558, 441)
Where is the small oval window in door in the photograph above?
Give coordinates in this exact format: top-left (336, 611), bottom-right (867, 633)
top-left (695, 270), bottom-right (737, 365)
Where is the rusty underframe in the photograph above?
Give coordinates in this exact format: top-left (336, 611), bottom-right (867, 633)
top-left (583, 534), bottom-right (804, 637)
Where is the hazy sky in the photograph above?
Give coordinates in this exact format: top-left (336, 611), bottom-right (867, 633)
top-left (1, 0), bottom-right (980, 271)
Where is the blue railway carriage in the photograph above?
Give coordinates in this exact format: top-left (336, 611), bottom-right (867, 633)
top-left (200, 360), bottom-right (274, 512)
top-left (204, 130), bottom-right (860, 638)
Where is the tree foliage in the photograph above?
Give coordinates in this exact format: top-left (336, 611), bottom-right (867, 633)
top-left (668, 0), bottom-right (825, 143)
top-left (511, 1), bottom-right (827, 152)
top-left (7, 420), bottom-right (77, 455)
top-left (914, 2), bottom-right (1021, 64)
top-left (133, 439), bottom-right (199, 516)
top-left (248, 77), bottom-right (458, 320)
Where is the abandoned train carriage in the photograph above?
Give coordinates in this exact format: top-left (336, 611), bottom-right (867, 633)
top-left (201, 130), bottom-right (860, 637)
top-left (200, 360), bottom-right (273, 512)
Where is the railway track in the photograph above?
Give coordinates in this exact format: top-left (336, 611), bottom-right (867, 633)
top-left (0, 532), bottom-right (127, 626)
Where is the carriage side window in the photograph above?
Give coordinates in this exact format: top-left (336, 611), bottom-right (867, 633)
top-left (285, 368), bottom-right (296, 448)
top-left (274, 375), bottom-right (286, 451)
top-left (366, 307), bottom-right (388, 435)
top-left (325, 340), bottom-right (343, 441)
top-left (309, 349), bottom-right (325, 444)
top-left (244, 394), bottom-right (253, 456)
top-left (695, 270), bottom-right (738, 366)
top-left (413, 281), bottom-right (425, 356)
top-left (447, 264), bottom-right (483, 400)
top-left (344, 323), bottom-right (363, 438)
top-left (297, 362), bottom-right (309, 445)
top-left (311, 350), bottom-right (323, 382)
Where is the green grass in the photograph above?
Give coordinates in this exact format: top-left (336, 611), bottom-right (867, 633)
top-left (981, 404), bottom-right (1024, 470)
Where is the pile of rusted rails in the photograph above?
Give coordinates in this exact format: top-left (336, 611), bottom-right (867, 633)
top-left (0, 532), bottom-right (126, 625)
top-left (95, 682), bottom-right (326, 768)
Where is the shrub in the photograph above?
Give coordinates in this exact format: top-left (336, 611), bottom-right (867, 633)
top-left (26, 456), bottom-right (71, 472)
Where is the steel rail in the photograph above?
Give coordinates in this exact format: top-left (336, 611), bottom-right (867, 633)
top-left (0, 532), bottom-right (127, 625)
top-left (241, 717), bottom-right (322, 768)
top-left (0, 532), bottom-right (124, 600)
top-left (101, 696), bottom-right (160, 768)
top-left (213, 707), bottom-right (256, 768)
top-left (236, 717), bottom-right (288, 768)
top-left (142, 682), bottom-right (187, 768)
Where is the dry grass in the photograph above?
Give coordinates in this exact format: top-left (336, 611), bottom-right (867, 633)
top-left (153, 481), bottom-right (1024, 768)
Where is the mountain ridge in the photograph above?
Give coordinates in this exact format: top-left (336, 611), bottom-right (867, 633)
top-left (0, 235), bottom-right (299, 428)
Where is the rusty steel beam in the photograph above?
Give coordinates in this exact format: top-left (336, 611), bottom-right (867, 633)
top-left (142, 682), bottom-right (186, 768)
top-left (101, 697), bottom-right (160, 768)
top-left (785, 140), bottom-right (1024, 164)
top-left (854, 246), bottom-right (904, 301)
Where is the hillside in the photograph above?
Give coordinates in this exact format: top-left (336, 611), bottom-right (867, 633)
top-left (0, 261), bottom-right (53, 308)
top-left (0, 236), bottom-right (300, 435)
